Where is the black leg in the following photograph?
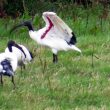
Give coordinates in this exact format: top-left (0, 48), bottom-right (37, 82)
top-left (11, 76), bottom-right (15, 89)
top-left (0, 75), bottom-right (3, 86)
top-left (55, 55), bottom-right (58, 63)
top-left (23, 64), bottom-right (25, 70)
top-left (20, 63), bottom-right (25, 77)
top-left (53, 54), bottom-right (58, 63)
top-left (21, 63), bottom-right (25, 70)
top-left (20, 66), bottom-right (23, 75)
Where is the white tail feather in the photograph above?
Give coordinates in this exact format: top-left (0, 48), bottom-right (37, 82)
top-left (71, 45), bottom-right (81, 53)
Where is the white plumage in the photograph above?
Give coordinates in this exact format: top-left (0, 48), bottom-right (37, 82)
top-left (0, 52), bottom-right (18, 87)
top-left (0, 52), bottom-right (17, 72)
top-left (5, 40), bottom-right (33, 67)
top-left (0, 40), bottom-right (33, 87)
top-left (11, 12), bottom-right (81, 63)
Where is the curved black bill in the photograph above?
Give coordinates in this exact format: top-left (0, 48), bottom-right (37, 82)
top-left (10, 20), bottom-right (33, 34)
top-left (10, 23), bottom-right (24, 34)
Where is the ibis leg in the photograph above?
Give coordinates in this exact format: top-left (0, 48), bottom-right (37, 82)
top-left (21, 63), bottom-right (25, 76)
top-left (0, 75), bottom-right (3, 86)
top-left (23, 64), bottom-right (25, 69)
top-left (53, 54), bottom-right (58, 63)
top-left (11, 76), bottom-right (15, 89)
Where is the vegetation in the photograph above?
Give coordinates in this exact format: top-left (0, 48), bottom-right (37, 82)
top-left (0, 0), bottom-right (110, 18)
top-left (0, 1), bottom-right (110, 110)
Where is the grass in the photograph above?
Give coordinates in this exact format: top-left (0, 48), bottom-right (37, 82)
top-left (0, 9), bottom-right (110, 110)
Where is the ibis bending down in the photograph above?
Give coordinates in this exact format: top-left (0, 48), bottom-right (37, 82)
top-left (0, 52), bottom-right (17, 87)
top-left (5, 40), bottom-right (33, 69)
top-left (11, 12), bottom-right (81, 63)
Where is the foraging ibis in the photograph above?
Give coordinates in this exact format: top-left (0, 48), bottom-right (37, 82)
top-left (11, 12), bottom-right (81, 63)
top-left (0, 52), bottom-right (17, 87)
top-left (5, 40), bottom-right (33, 68)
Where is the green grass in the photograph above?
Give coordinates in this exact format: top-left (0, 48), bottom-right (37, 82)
top-left (0, 11), bottom-right (110, 110)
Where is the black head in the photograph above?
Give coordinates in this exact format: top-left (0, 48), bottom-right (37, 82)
top-left (1, 59), bottom-right (14, 77)
top-left (7, 40), bottom-right (16, 52)
top-left (23, 20), bottom-right (34, 31)
top-left (8, 40), bottom-right (16, 46)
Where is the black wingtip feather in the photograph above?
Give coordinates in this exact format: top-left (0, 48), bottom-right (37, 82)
top-left (69, 32), bottom-right (77, 45)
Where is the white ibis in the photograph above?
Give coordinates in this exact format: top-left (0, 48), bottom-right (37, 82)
top-left (11, 12), bottom-right (81, 63)
top-left (5, 40), bottom-right (33, 69)
top-left (0, 52), bottom-right (17, 87)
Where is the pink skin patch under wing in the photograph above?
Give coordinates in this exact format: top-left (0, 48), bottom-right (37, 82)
top-left (41, 16), bottom-right (54, 39)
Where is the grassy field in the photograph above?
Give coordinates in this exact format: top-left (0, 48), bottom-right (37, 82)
top-left (0, 10), bottom-right (110, 110)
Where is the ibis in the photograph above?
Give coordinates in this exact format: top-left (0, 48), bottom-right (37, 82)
top-left (0, 52), bottom-right (17, 87)
top-left (5, 40), bottom-right (33, 69)
top-left (11, 12), bottom-right (81, 63)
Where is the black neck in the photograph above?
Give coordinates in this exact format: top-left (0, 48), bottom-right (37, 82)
top-left (8, 44), bottom-right (13, 52)
top-left (29, 51), bottom-right (33, 59)
top-left (14, 44), bottom-right (26, 58)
